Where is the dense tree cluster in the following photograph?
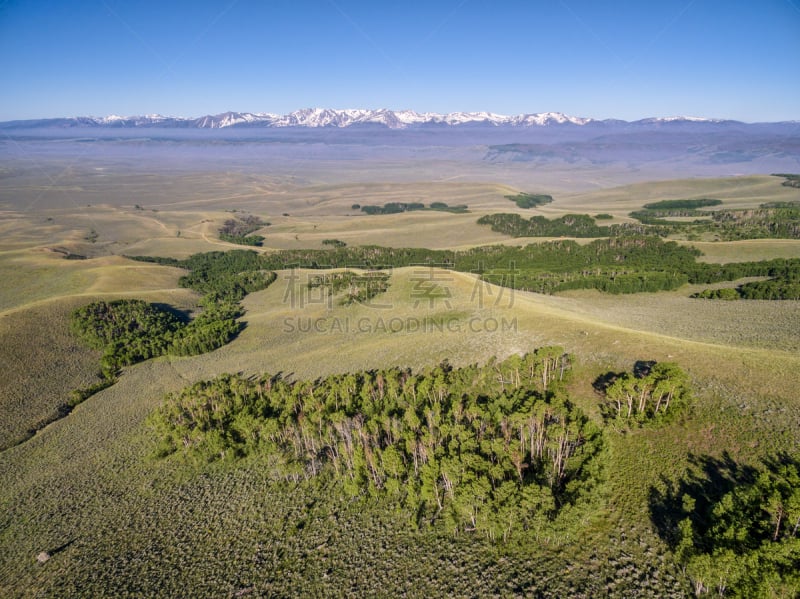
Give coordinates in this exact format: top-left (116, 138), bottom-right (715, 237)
top-left (642, 199), bottom-right (722, 210)
top-left (547, 271), bottom-right (689, 294)
top-left (482, 193), bottom-right (800, 240)
top-left (692, 260), bottom-right (800, 300)
top-left (71, 300), bottom-right (185, 378)
top-left (706, 207), bottom-right (800, 240)
top-left (177, 250), bottom-right (277, 300)
top-left (628, 209), bottom-right (711, 226)
top-left (693, 287), bottom-right (741, 301)
top-left (652, 453), bottom-right (800, 597)
top-left (628, 199), bottom-right (723, 226)
top-left (321, 239), bottom-right (347, 247)
top-left (71, 252), bottom-right (279, 403)
top-left (695, 279), bottom-right (800, 301)
top-left (685, 258), bottom-right (800, 284)
top-left (219, 214), bottom-right (268, 246)
top-left (773, 173), bottom-right (800, 188)
top-left (219, 232), bottom-right (264, 246)
top-left (307, 271), bottom-right (390, 305)
top-left (70, 299), bottom-right (249, 380)
top-left (361, 202), bottom-right (425, 215)
top-left (476, 237), bottom-right (699, 294)
top-left (760, 201), bottom-right (800, 209)
top-left (598, 361), bottom-right (691, 424)
top-left (477, 213), bottom-right (666, 238)
top-left (504, 193), bottom-right (553, 209)
top-left (150, 348), bottom-right (603, 539)
top-left (624, 201), bottom-right (800, 240)
top-left (360, 202), bottom-right (468, 215)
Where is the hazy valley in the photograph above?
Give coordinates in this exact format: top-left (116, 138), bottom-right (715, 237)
top-left (1, 119), bottom-right (799, 597)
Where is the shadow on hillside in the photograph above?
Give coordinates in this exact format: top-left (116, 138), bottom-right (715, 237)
top-left (151, 302), bottom-right (191, 325)
top-left (648, 451), bottom-right (800, 549)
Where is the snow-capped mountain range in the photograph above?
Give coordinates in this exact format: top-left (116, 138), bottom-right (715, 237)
top-left (189, 108), bottom-right (601, 128)
top-left (0, 108), bottom-right (747, 130)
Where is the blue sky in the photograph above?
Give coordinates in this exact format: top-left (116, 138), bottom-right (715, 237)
top-left (1, 0), bottom-right (798, 121)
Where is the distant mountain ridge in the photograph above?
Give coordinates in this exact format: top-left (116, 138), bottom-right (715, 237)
top-left (2, 108), bottom-right (786, 130)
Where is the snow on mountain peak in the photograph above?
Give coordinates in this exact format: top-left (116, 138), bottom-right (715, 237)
top-left (84, 108), bottom-right (602, 129)
top-left (61, 109), bottom-right (741, 130)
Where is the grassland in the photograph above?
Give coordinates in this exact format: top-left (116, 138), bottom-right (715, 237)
top-left (0, 167), bottom-right (799, 597)
top-left (2, 266), bottom-right (799, 596)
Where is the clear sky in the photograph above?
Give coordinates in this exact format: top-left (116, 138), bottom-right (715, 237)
top-left (1, 0), bottom-right (798, 121)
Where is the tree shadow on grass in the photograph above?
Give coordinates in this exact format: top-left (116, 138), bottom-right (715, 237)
top-left (591, 371), bottom-right (623, 395)
top-left (648, 451), bottom-right (800, 550)
top-left (151, 302), bottom-right (191, 325)
top-left (648, 452), bottom-right (758, 549)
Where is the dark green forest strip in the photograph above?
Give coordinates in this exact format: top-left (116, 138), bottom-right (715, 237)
top-left (360, 202), bottom-right (468, 214)
top-left (477, 213), bottom-right (660, 237)
top-left (773, 173), bottom-right (800, 188)
top-left (642, 199), bottom-right (722, 210)
top-left (129, 240), bottom-right (800, 297)
top-left (693, 265), bottom-right (800, 300)
top-left (478, 203), bottom-right (800, 240)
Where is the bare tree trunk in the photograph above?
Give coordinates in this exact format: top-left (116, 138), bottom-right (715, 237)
top-left (773, 507), bottom-right (784, 541)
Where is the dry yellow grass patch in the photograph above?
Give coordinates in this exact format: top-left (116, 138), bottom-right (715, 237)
top-left (683, 239), bottom-right (800, 263)
top-left (553, 175), bottom-right (799, 216)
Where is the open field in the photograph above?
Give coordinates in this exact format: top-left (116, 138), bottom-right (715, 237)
top-left (1, 159), bottom-right (799, 596)
top-left (553, 175), bottom-right (800, 215)
top-left (1, 164), bottom-right (798, 261)
top-left (681, 239), bottom-right (800, 263)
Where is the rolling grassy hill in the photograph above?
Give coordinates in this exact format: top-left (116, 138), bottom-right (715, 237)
top-left (1, 172), bottom-right (799, 596)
